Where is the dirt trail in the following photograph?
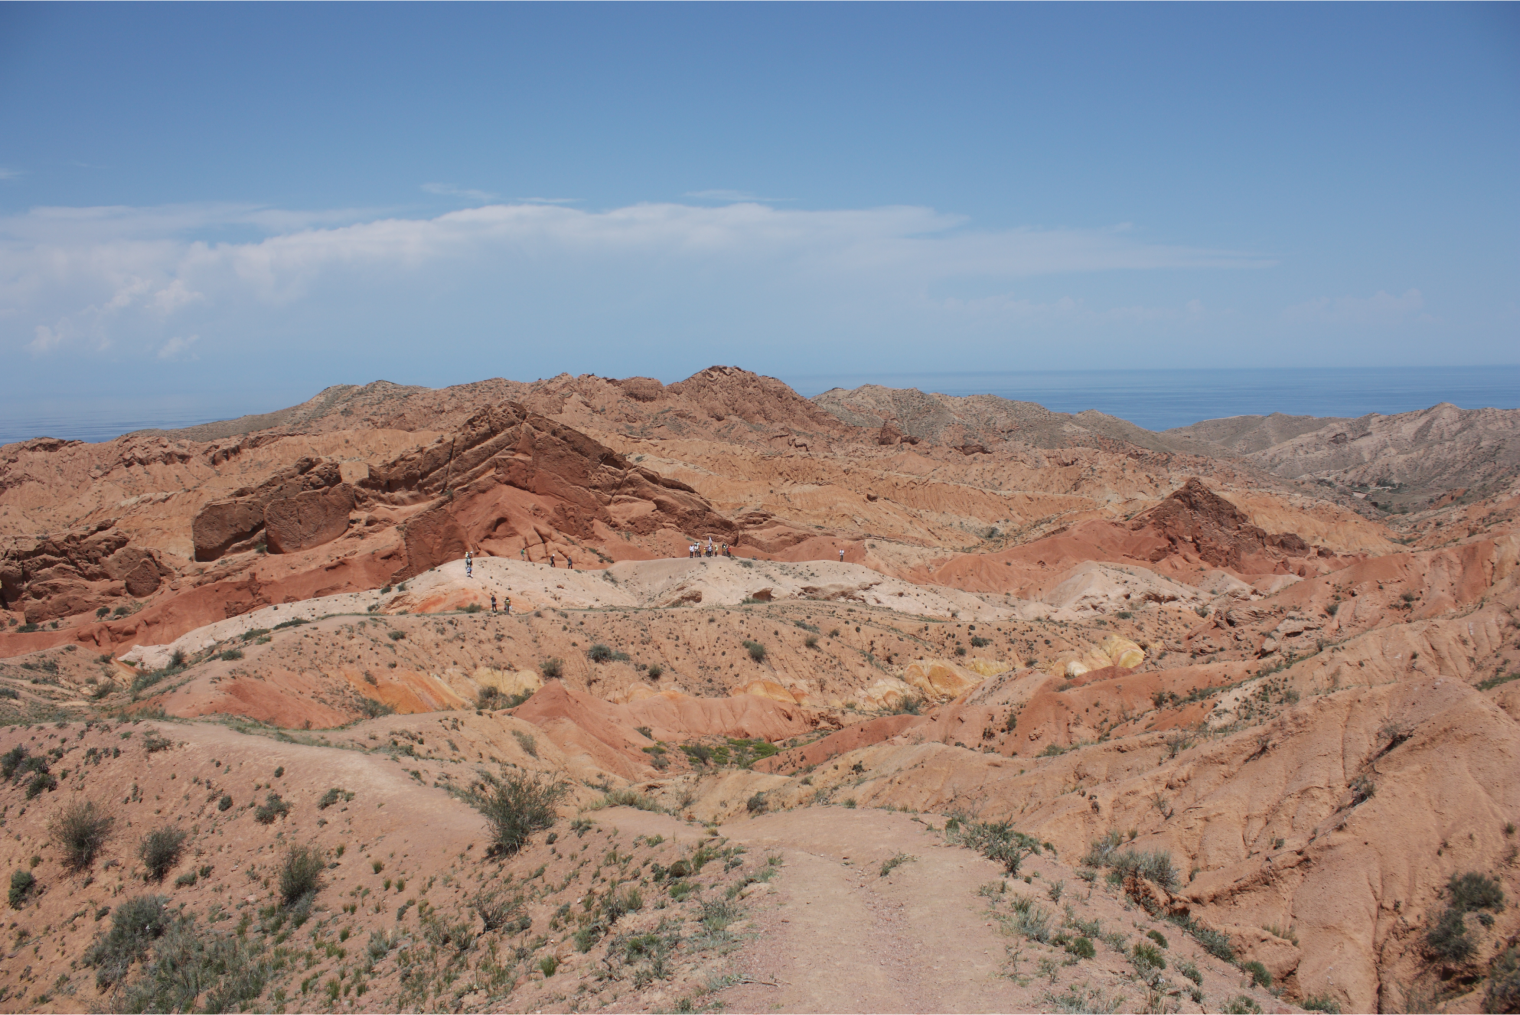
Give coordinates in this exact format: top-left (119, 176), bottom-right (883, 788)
top-left (713, 809), bottom-right (1042, 1013)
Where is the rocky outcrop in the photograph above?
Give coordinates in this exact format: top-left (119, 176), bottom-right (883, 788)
top-left (1132, 478), bottom-right (1310, 571)
top-left (367, 402), bottom-right (739, 568)
top-left (192, 458), bottom-right (348, 560)
top-left (264, 483), bottom-right (356, 554)
top-left (0, 523), bottom-right (166, 622)
top-left (875, 421), bottom-right (918, 446)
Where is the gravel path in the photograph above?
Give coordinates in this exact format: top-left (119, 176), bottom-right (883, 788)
top-left (714, 808), bottom-right (1017, 1013)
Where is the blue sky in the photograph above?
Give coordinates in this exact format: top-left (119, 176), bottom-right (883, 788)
top-left (0, 3), bottom-right (1516, 409)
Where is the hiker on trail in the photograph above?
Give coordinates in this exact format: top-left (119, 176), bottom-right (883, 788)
top-left (839, 549), bottom-right (845, 562)
top-left (504, 595), bottom-right (512, 615)
top-left (520, 546), bottom-right (526, 560)
top-left (490, 593), bottom-right (497, 612)
top-left (549, 553), bottom-right (556, 568)
top-left (566, 554), bottom-right (573, 569)
top-left (465, 550), bottom-right (473, 577)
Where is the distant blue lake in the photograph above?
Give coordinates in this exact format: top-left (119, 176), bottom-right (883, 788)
top-left (1, 366), bottom-right (1516, 446)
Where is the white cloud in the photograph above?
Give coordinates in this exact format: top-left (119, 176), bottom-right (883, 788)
top-left (0, 198), bottom-right (1272, 361)
top-left (156, 334), bottom-right (199, 361)
top-left (0, 167), bottom-right (22, 182)
top-left (421, 183), bottom-right (498, 202)
top-left (1282, 288), bottom-right (1433, 326)
top-left (28, 324), bottom-right (62, 355)
top-left (151, 279), bottom-right (202, 314)
top-left (684, 189), bottom-right (796, 203)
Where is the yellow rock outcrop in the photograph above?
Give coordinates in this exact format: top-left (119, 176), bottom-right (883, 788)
top-left (902, 659), bottom-right (984, 701)
top-left (473, 666), bottom-right (543, 699)
top-left (1100, 634), bottom-right (1145, 669)
top-left (735, 680), bottom-right (807, 705)
top-left (858, 677), bottom-right (918, 710)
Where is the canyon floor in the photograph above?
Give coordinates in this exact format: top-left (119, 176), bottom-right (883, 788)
top-left (1, 367), bottom-right (1518, 1014)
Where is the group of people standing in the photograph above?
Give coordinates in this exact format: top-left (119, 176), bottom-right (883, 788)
top-left (462, 551), bottom-right (511, 614)
top-left (688, 540), bottom-right (732, 559)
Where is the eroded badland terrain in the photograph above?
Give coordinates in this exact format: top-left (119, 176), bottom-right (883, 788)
top-left (1, 367), bottom-right (1519, 1014)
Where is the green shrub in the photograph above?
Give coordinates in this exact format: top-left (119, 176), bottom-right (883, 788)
top-left (1007, 895), bottom-right (1052, 942)
top-left (253, 793), bottom-right (290, 824)
top-left (1193, 925), bottom-right (1235, 961)
top-left (1427, 906), bottom-right (1474, 962)
top-left (1222, 996), bottom-right (1261, 1015)
top-left (1450, 871), bottom-right (1505, 913)
top-left (1106, 848), bottom-right (1178, 889)
top-left (540, 657), bottom-right (564, 679)
top-left (880, 853), bottom-right (914, 877)
top-left (174, 871), bottom-right (197, 888)
top-left (388, 629), bottom-right (405, 641)
top-left (466, 768), bottom-right (567, 856)
top-left (1132, 941), bottom-right (1167, 972)
top-left (84, 894), bottom-right (169, 986)
top-left (358, 697), bottom-right (395, 718)
top-left (317, 787), bottom-right (353, 810)
top-left (1486, 948), bottom-right (1520, 1015)
top-left (139, 826), bottom-right (188, 882)
top-left (1, 744), bottom-right (29, 779)
top-left (278, 843), bottom-right (325, 906)
top-left (955, 819), bottom-right (1042, 875)
top-left (743, 640), bottom-right (767, 662)
top-left (25, 771), bottom-right (57, 799)
top-left (700, 899), bottom-right (740, 935)
top-left (539, 955), bottom-right (558, 976)
top-left (1039, 983), bottom-right (1128, 1013)
top-left (594, 787), bottom-right (661, 812)
top-left (1067, 936), bottom-right (1095, 959)
top-left (646, 663), bottom-right (663, 679)
top-left (464, 603), bottom-right (483, 614)
top-left (217, 794), bottom-right (233, 812)
top-left (52, 800), bottom-right (114, 871)
top-left (477, 685), bottom-right (504, 709)
top-left (472, 887), bottom-right (527, 932)
top-left (1241, 959), bottom-right (1271, 987)
top-left (1301, 993), bottom-right (1342, 1013)
top-left (1176, 957), bottom-right (1202, 985)
top-left (219, 649), bottom-right (243, 661)
top-left (112, 912), bottom-right (268, 1013)
top-left (746, 792), bottom-right (767, 814)
top-left (8, 869), bottom-right (35, 909)
top-left (1146, 929), bottom-right (1168, 948)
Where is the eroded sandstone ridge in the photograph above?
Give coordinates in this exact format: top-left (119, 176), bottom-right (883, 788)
top-left (0, 367), bottom-right (1517, 1015)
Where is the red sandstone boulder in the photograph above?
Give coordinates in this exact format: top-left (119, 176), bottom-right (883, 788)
top-left (264, 484), bottom-right (356, 554)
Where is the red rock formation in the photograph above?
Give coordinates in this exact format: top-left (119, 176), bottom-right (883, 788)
top-left (263, 483), bottom-right (356, 554)
top-left (192, 458), bottom-right (347, 560)
top-left (0, 523), bottom-right (165, 622)
top-left (1131, 477), bottom-right (1310, 570)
